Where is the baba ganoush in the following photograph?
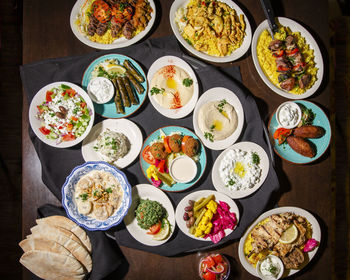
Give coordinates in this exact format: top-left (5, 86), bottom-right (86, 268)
top-left (198, 99), bottom-right (238, 142)
top-left (74, 170), bottom-right (124, 220)
top-left (150, 65), bottom-right (194, 109)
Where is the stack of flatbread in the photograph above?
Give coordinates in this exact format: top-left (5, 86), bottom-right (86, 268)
top-left (19, 216), bottom-right (92, 280)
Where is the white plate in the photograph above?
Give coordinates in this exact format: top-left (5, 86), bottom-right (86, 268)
top-left (81, 119), bottom-right (142, 169)
top-left (124, 184), bottom-right (176, 246)
top-left (212, 141), bottom-right (269, 199)
top-left (147, 55), bottom-right (199, 119)
top-left (238, 206), bottom-right (321, 278)
top-left (70, 0), bottom-right (156, 50)
top-left (251, 17), bottom-right (324, 99)
top-left (29, 81), bottom-right (95, 148)
top-left (170, 0), bottom-right (252, 63)
top-left (175, 190), bottom-right (239, 241)
top-left (193, 87), bottom-right (244, 150)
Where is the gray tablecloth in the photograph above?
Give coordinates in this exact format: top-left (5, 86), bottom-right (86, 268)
top-left (20, 35), bottom-right (280, 257)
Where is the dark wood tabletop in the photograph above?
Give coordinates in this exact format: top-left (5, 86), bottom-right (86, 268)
top-left (22, 0), bottom-right (332, 279)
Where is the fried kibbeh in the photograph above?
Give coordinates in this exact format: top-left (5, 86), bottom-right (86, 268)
top-left (293, 125), bottom-right (325, 138)
top-left (287, 136), bottom-right (316, 158)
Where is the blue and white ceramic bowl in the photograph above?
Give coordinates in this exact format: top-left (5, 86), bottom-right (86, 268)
top-left (62, 161), bottom-right (132, 231)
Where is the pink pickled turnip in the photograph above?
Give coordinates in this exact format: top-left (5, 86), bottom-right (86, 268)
top-left (303, 238), bottom-right (319, 252)
top-left (151, 177), bottom-right (162, 188)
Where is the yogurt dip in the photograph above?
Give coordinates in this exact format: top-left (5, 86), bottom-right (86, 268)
top-left (277, 101), bottom-right (301, 129)
top-left (87, 77), bottom-right (114, 104)
top-left (257, 255), bottom-right (284, 279)
top-left (169, 155), bottom-right (197, 183)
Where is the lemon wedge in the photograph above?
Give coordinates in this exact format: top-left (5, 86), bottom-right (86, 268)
top-left (107, 65), bottom-right (126, 76)
top-left (279, 224), bottom-right (298, 244)
top-left (152, 218), bottom-right (170, 241)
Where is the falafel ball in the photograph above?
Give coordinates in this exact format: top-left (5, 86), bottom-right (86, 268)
top-left (150, 142), bottom-right (168, 160)
top-left (183, 137), bottom-right (199, 157)
top-left (169, 134), bottom-right (183, 153)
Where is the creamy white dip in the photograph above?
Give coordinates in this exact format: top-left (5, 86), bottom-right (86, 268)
top-left (169, 155), bottom-right (197, 183)
top-left (88, 77), bottom-right (114, 104)
top-left (259, 255), bottom-right (282, 278)
top-left (277, 102), bottom-right (301, 128)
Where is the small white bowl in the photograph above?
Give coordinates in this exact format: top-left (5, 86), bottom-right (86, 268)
top-left (276, 101), bottom-right (302, 129)
top-left (169, 155), bottom-right (197, 183)
top-left (87, 77), bottom-right (115, 104)
top-left (256, 255), bottom-right (284, 280)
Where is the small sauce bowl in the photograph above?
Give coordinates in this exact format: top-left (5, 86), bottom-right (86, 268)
top-left (169, 155), bottom-right (197, 183)
top-left (256, 255), bottom-right (284, 279)
top-left (87, 77), bottom-right (114, 104)
top-left (276, 101), bottom-right (302, 129)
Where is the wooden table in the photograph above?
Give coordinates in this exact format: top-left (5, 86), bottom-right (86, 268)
top-left (22, 0), bottom-right (332, 279)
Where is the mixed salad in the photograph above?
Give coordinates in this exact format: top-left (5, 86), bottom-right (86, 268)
top-left (199, 253), bottom-right (230, 280)
top-left (36, 84), bottom-right (92, 143)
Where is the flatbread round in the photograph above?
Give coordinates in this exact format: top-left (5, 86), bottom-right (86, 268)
top-left (28, 226), bottom-right (92, 272)
top-left (20, 250), bottom-right (86, 280)
top-left (19, 238), bottom-right (72, 258)
top-left (36, 216), bottom-right (92, 253)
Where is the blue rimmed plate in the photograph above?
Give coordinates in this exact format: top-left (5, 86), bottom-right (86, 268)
top-left (140, 126), bottom-right (207, 192)
top-left (62, 161), bottom-right (132, 231)
top-left (81, 54), bottom-right (148, 118)
top-left (268, 100), bottom-right (331, 164)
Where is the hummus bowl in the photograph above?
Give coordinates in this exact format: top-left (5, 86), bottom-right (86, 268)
top-left (193, 87), bottom-right (244, 150)
top-left (147, 55), bottom-right (199, 119)
top-left (62, 161), bottom-right (132, 231)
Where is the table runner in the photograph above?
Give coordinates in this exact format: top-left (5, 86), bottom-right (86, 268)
top-left (20, 35), bottom-right (280, 257)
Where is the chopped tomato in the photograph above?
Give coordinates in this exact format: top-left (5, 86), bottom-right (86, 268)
top-left (71, 116), bottom-right (78, 122)
top-left (272, 49), bottom-right (284, 57)
top-left (142, 145), bottom-right (156, 165)
top-left (37, 105), bottom-right (44, 114)
top-left (66, 88), bottom-right (76, 97)
top-left (39, 126), bottom-right (50, 135)
top-left (157, 160), bottom-right (166, 173)
top-left (273, 127), bottom-right (292, 144)
top-left (181, 135), bottom-right (190, 153)
top-left (213, 263), bottom-right (225, 273)
top-left (80, 102), bottom-right (87, 108)
top-left (202, 271), bottom-right (215, 280)
top-left (147, 221), bottom-right (161, 235)
top-left (46, 91), bottom-right (53, 102)
top-left (163, 136), bottom-right (172, 153)
top-left (66, 123), bottom-right (74, 132)
top-left (286, 48), bottom-right (299, 55)
top-left (202, 256), bottom-right (215, 268)
top-left (277, 66), bottom-right (290, 72)
top-left (62, 133), bottom-right (76, 141)
top-left (92, 0), bottom-right (112, 23)
top-left (211, 254), bottom-right (223, 265)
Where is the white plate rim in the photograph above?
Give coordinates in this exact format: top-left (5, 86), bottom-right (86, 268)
top-left (238, 206), bottom-right (322, 278)
top-left (123, 184), bottom-right (176, 246)
top-left (81, 118), bottom-right (143, 169)
top-left (147, 55), bottom-right (199, 119)
top-left (169, 0), bottom-right (252, 63)
top-left (251, 17), bottom-right (324, 99)
top-left (211, 141), bottom-right (270, 199)
top-left (70, 0), bottom-right (156, 50)
top-left (175, 190), bottom-right (240, 241)
top-left (28, 81), bottom-right (95, 148)
top-left (193, 87), bottom-right (244, 150)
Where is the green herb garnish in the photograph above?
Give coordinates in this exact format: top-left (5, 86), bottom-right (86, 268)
top-left (60, 84), bottom-right (71, 90)
top-left (150, 87), bottom-right (165, 95)
top-left (252, 152), bottom-right (260, 165)
top-left (228, 179), bottom-right (235, 186)
top-left (182, 78), bottom-right (193, 87)
top-left (79, 193), bottom-right (89, 201)
top-left (105, 188), bottom-right (113, 193)
top-left (185, 38), bottom-right (193, 46)
top-left (204, 132), bottom-right (214, 142)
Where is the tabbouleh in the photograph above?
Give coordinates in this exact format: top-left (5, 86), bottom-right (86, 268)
top-left (135, 199), bottom-right (167, 230)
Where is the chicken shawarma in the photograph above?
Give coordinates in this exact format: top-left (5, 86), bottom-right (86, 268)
top-left (244, 212), bottom-right (319, 270)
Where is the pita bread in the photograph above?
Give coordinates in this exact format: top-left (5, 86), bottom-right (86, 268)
top-left (31, 224), bottom-right (85, 250)
top-left (29, 226), bottom-right (92, 272)
top-left (20, 250), bottom-right (86, 280)
top-left (36, 216), bottom-right (92, 253)
top-left (19, 238), bottom-right (72, 258)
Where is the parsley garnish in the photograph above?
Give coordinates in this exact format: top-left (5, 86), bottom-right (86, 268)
top-left (105, 188), bottom-right (113, 193)
top-left (185, 38), bottom-right (193, 46)
top-left (252, 152), bottom-right (260, 165)
top-left (150, 87), bottom-right (165, 95)
top-left (79, 193), bottom-right (89, 201)
top-left (228, 179), bottom-right (235, 186)
top-left (210, 124), bottom-right (216, 132)
top-left (182, 78), bottom-right (193, 87)
top-left (204, 132), bottom-right (214, 142)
